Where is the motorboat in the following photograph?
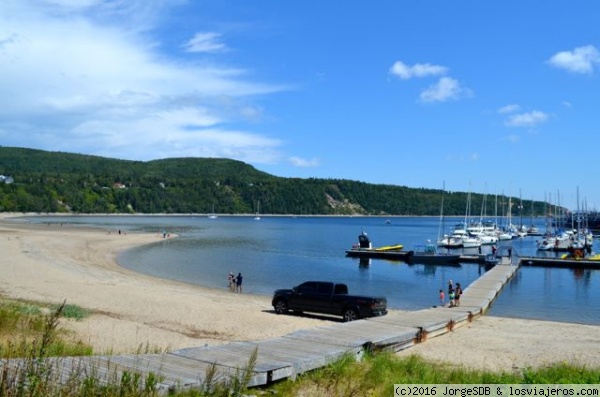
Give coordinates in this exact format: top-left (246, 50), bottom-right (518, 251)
top-left (345, 231), bottom-right (409, 260)
top-left (406, 243), bottom-right (460, 265)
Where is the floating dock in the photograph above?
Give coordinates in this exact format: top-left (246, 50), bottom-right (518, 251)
top-left (345, 248), bottom-right (411, 260)
top-left (348, 249), bottom-right (599, 270)
top-left (520, 256), bottom-right (600, 269)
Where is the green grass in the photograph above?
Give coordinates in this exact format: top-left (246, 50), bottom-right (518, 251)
top-left (269, 351), bottom-right (600, 397)
top-left (0, 299), bottom-right (93, 359)
top-left (1, 296), bottom-right (599, 396)
top-left (55, 303), bottom-right (90, 321)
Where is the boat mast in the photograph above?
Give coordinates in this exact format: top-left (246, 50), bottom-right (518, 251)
top-left (519, 188), bottom-right (523, 230)
top-left (437, 181), bottom-right (446, 242)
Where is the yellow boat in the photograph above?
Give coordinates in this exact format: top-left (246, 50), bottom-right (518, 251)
top-left (355, 231), bottom-right (403, 252)
top-left (373, 244), bottom-right (404, 252)
top-left (560, 251), bottom-right (600, 261)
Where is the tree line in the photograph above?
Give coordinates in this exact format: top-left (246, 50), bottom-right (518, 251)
top-left (0, 147), bottom-right (551, 218)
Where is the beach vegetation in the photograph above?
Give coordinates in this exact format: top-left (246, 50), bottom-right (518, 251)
top-left (0, 298), bottom-right (93, 359)
top-left (269, 351), bottom-right (600, 396)
top-left (53, 302), bottom-right (90, 321)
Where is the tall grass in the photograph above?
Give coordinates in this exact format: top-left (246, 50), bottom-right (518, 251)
top-left (0, 298), bottom-right (258, 396)
top-left (0, 299), bottom-right (92, 359)
top-left (271, 351), bottom-right (600, 396)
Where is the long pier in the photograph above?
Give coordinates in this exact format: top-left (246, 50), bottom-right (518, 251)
top-left (1, 262), bottom-right (520, 393)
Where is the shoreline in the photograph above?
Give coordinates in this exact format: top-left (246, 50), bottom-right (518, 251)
top-left (0, 214), bottom-right (599, 370)
top-left (2, 212), bottom-right (535, 219)
top-left (0, 217), bottom-right (328, 353)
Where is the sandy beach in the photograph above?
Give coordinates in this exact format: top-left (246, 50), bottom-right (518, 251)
top-left (1, 215), bottom-right (599, 371)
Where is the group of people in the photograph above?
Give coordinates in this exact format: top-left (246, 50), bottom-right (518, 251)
top-left (439, 279), bottom-right (462, 308)
top-left (228, 272), bottom-right (243, 293)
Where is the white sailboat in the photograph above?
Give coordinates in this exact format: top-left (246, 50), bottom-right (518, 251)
top-left (460, 189), bottom-right (482, 248)
top-left (208, 204), bottom-right (217, 219)
top-left (254, 200), bottom-right (261, 220)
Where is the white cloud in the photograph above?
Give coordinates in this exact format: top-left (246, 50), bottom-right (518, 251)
top-left (389, 61), bottom-right (448, 80)
top-left (183, 32), bottom-right (228, 53)
top-left (40, 0), bottom-right (101, 10)
top-left (504, 111), bottom-right (549, 127)
top-left (288, 156), bottom-right (320, 167)
top-left (419, 77), bottom-right (471, 103)
top-left (0, 0), bottom-right (287, 164)
top-left (497, 104), bottom-right (520, 114)
top-left (548, 45), bottom-right (600, 74)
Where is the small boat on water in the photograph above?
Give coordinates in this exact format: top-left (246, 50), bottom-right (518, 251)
top-left (405, 242), bottom-right (460, 265)
top-left (345, 231), bottom-right (408, 260)
top-left (484, 246), bottom-right (516, 266)
top-left (353, 231), bottom-right (403, 251)
top-left (483, 253), bottom-right (500, 266)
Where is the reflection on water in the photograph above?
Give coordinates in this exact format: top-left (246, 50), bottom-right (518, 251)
top-left (23, 215), bottom-right (600, 325)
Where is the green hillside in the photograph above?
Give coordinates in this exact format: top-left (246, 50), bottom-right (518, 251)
top-left (0, 147), bottom-right (548, 217)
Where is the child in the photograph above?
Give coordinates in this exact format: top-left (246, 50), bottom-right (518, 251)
top-left (439, 289), bottom-right (445, 306)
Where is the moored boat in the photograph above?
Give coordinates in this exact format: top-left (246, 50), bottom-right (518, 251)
top-left (406, 242), bottom-right (460, 265)
top-left (345, 231), bottom-right (409, 260)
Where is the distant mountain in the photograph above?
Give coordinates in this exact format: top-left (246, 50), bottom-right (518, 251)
top-left (0, 146), bottom-right (548, 217)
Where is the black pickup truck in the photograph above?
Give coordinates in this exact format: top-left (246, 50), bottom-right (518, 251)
top-left (271, 281), bottom-right (387, 322)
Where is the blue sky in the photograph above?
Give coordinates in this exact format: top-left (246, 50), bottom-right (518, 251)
top-left (1, 1), bottom-right (598, 210)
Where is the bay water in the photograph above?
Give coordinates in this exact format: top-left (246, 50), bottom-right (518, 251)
top-left (24, 215), bottom-right (600, 325)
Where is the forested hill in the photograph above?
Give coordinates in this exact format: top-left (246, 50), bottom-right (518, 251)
top-left (0, 147), bottom-right (547, 216)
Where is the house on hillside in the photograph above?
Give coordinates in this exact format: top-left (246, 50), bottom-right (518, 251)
top-left (0, 175), bottom-right (14, 184)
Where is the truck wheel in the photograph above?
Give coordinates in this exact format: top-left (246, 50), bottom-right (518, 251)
top-left (343, 308), bottom-right (358, 322)
top-left (274, 300), bottom-right (289, 314)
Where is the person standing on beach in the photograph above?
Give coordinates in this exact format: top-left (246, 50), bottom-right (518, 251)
top-left (236, 272), bottom-right (243, 293)
top-left (439, 289), bottom-right (445, 306)
top-left (228, 272), bottom-right (235, 292)
top-left (449, 288), bottom-right (455, 307)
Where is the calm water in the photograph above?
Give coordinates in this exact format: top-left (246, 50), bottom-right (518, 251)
top-left (23, 215), bottom-right (600, 325)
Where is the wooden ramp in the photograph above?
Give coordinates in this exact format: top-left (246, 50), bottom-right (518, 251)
top-left (1, 264), bottom-right (519, 393)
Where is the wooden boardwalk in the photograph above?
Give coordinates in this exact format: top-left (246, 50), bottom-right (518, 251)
top-left (1, 263), bottom-right (519, 393)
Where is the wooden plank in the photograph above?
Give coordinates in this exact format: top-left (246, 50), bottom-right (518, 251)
top-left (174, 339), bottom-right (347, 382)
top-left (172, 342), bottom-right (295, 382)
top-left (284, 321), bottom-right (419, 352)
top-left (369, 309), bottom-right (455, 337)
top-left (93, 353), bottom-right (260, 388)
top-left (466, 279), bottom-right (504, 291)
top-left (287, 324), bottom-right (376, 345)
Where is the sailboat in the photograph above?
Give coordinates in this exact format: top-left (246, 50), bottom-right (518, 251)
top-left (451, 188), bottom-right (481, 249)
top-left (409, 183), bottom-right (460, 264)
top-left (254, 200), bottom-right (261, 220)
top-left (208, 204), bottom-right (217, 219)
top-left (437, 183), bottom-right (463, 249)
